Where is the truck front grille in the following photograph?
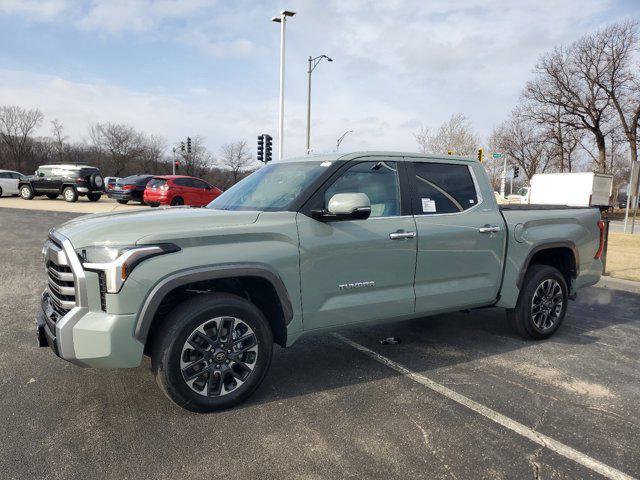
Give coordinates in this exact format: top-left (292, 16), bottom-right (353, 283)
top-left (44, 237), bottom-right (77, 320)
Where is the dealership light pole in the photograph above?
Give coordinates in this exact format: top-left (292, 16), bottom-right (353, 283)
top-left (306, 54), bottom-right (333, 154)
top-left (272, 10), bottom-right (295, 160)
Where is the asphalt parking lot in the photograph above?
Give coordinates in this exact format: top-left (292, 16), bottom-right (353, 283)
top-left (1, 208), bottom-right (639, 480)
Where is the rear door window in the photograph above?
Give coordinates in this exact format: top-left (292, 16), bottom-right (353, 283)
top-left (174, 178), bottom-right (191, 187)
top-left (412, 162), bottom-right (478, 215)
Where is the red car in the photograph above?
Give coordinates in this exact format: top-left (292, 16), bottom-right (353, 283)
top-left (143, 175), bottom-right (222, 207)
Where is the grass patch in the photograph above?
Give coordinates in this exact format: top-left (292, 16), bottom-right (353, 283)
top-left (605, 232), bottom-right (640, 282)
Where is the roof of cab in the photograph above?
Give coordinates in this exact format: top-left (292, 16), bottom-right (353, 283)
top-left (275, 151), bottom-right (477, 163)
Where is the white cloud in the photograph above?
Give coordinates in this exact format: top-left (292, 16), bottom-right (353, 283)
top-left (0, 0), bottom-right (67, 19)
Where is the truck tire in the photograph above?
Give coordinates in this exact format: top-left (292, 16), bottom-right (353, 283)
top-left (87, 193), bottom-right (101, 202)
top-left (507, 264), bottom-right (568, 340)
top-left (46, 194), bottom-right (58, 200)
top-left (20, 184), bottom-right (34, 200)
top-left (151, 293), bottom-right (273, 413)
top-left (63, 186), bottom-right (78, 202)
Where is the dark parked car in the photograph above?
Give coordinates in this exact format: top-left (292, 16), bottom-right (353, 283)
top-left (18, 164), bottom-right (104, 202)
top-left (107, 175), bottom-right (154, 204)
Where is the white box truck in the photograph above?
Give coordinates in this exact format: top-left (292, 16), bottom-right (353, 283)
top-left (528, 172), bottom-right (613, 209)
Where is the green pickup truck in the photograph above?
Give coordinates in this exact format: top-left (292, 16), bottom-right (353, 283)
top-left (37, 152), bottom-right (605, 412)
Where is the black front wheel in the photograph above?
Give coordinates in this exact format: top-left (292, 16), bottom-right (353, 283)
top-left (507, 264), bottom-right (568, 340)
top-left (151, 293), bottom-right (273, 413)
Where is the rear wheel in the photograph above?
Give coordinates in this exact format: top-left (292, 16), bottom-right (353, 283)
top-left (46, 193), bottom-right (58, 200)
top-left (87, 193), bottom-right (101, 202)
top-left (63, 186), bottom-right (78, 202)
top-left (116, 199), bottom-right (128, 205)
top-left (170, 196), bottom-right (184, 206)
top-left (507, 264), bottom-right (568, 340)
top-left (151, 293), bottom-right (273, 413)
top-left (20, 185), bottom-right (34, 200)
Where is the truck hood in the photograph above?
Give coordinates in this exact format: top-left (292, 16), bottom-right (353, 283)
top-left (57, 207), bottom-right (260, 248)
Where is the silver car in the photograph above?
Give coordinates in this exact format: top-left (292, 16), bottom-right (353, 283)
top-left (0, 170), bottom-right (24, 196)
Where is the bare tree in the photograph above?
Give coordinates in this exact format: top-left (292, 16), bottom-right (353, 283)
top-left (50, 119), bottom-right (68, 162)
top-left (218, 140), bottom-right (255, 185)
top-left (490, 108), bottom-right (554, 181)
top-left (88, 122), bottom-right (145, 176)
top-left (524, 34), bottom-right (613, 172)
top-left (140, 134), bottom-right (167, 173)
top-left (589, 20), bottom-right (640, 166)
top-left (0, 105), bottom-right (44, 171)
top-left (414, 113), bottom-right (480, 156)
top-left (177, 136), bottom-right (213, 178)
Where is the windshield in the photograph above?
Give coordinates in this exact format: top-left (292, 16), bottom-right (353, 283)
top-left (208, 161), bottom-right (330, 211)
top-left (147, 178), bottom-right (167, 188)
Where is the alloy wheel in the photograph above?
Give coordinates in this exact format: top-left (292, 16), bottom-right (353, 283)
top-left (180, 316), bottom-right (259, 397)
top-left (530, 278), bottom-right (563, 330)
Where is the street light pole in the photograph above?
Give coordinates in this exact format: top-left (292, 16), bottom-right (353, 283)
top-left (336, 130), bottom-right (353, 152)
top-left (306, 54), bottom-right (332, 155)
top-left (500, 155), bottom-right (507, 198)
top-left (272, 10), bottom-right (295, 161)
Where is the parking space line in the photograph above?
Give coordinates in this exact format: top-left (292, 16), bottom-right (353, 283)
top-left (333, 333), bottom-right (637, 480)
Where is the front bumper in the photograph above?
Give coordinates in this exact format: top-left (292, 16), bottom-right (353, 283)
top-left (37, 230), bottom-right (144, 369)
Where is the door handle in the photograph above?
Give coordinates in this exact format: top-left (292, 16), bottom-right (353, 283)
top-left (389, 231), bottom-right (416, 240)
top-left (478, 226), bottom-right (501, 233)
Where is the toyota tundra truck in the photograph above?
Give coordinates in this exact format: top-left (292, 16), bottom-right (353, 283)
top-left (37, 152), bottom-right (605, 412)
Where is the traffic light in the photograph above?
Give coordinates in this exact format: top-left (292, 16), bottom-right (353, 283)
top-left (257, 135), bottom-right (264, 163)
top-left (477, 148), bottom-right (484, 163)
top-left (174, 160), bottom-right (180, 172)
top-left (187, 137), bottom-right (192, 154)
top-left (180, 142), bottom-right (185, 153)
top-left (264, 134), bottom-right (273, 163)
top-left (447, 150), bottom-right (453, 155)
top-left (514, 166), bottom-right (520, 179)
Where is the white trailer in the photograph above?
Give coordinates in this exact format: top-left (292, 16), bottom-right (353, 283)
top-left (528, 172), bottom-right (613, 208)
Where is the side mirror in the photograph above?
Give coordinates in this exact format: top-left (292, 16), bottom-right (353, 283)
top-left (312, 193), bottom-right (371, 221)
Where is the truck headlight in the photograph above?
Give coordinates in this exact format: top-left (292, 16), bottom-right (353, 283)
top-left (78, 244), bottom-right (180, 293)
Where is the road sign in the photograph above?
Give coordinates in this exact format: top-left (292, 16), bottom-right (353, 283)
top-left (492, 153), bottom-right (504, 159)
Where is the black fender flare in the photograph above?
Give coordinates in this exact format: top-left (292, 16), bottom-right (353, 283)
top-left (134, 265), bottom-right (294, 343)
top-left (516, 240), bottom-right (579, 289)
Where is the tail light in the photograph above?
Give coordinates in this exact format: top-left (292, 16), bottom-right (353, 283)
top-left (123, 185), bottom-right (135, 190)
top-left (76, 177), bottom-right (84, 183)
top-left (594, 220), bottom-right (605, 259)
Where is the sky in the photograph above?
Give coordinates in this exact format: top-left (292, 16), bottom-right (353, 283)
top-left (0, 0), bottom-right (638, 159)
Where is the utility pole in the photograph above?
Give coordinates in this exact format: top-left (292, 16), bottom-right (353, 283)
top-left (500, 154), bottom-right (507, 198)
top-left (306, 54), bottom-right (332, 154)
top-left (272, 10), bottom-right (295, 160)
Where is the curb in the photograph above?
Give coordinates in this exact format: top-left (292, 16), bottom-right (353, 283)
top-left (594, 276), bottom-right (640, 295)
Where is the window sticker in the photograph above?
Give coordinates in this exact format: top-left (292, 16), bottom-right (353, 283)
top-left (320, 161), bottom-right (332, 167)
top-left (421, 198), bottom-right (436, 213)
top-left (469, 199), bottom-right (475, 204)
